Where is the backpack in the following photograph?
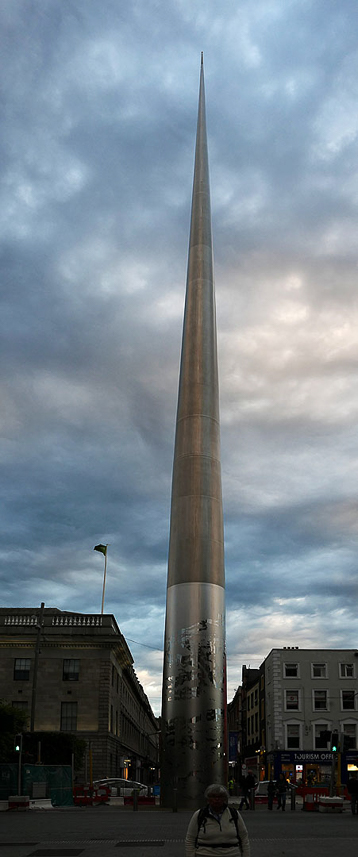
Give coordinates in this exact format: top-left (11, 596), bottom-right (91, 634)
top-left (195, 805), bottom-right (242, 853)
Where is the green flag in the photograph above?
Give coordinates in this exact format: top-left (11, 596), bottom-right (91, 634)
top-left (94, 544), bottom-right (107, 556)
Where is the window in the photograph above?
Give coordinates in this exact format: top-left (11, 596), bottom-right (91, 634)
top-left (313, 690), bottom-right (328, 710)
top-left (342, 723), bottom-right (357, 750)
top-left (286, 723), bottom-right (300, 750)
top-left (312, 663), bottom-right (327, 678)
top-left (284, 663), bottom-right (299, 678)
top-left (285, 690), bottom-right (300, 711)
top-left (63, 659), bottom-right (79, 681)
top-left (61, 702), bottom-right (77, 731)
top-left (12, 700), bottom-right (29, 711)
top-left (315, 724), bottom-right (330, 750)
top-left (342, 690), bottom-right (355, 711)
top-left (340, 663), bottom-right (354, 678)
top-left (14, 658), bottom-right (31, 681)
top-left (254, 689), bottom-right (258, 706)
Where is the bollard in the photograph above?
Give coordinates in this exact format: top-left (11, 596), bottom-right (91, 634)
top-left (133, 790), bottom-right (138, 811)
top-left (249, 789), bottom-right (255, 811)
top-left (173, 788), bottom-right (178, 812)
top-left (290, 788), bottom-right (296, 811)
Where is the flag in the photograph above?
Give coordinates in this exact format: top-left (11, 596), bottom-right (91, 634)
top-left (94, 544), bottom-right (107, 556)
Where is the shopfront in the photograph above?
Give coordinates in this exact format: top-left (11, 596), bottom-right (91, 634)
top-left (267, 749), bottom-right (358, 786)
top-left (267, 751), bottom-right (333, 785)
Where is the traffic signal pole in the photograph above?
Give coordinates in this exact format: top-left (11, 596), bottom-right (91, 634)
top-left (15, 735), bottom-right (23, 795)
top-left (329, 731), bottom-right (339, 796)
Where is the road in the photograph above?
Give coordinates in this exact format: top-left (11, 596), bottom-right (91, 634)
top-left (0, 803), bottom-right (357, 857)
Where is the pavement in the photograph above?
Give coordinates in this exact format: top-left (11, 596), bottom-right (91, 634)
top-left (0, 802), bottom-right (357, 857)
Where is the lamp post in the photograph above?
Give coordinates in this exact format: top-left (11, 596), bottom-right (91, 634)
top-left (30, 602), bottom-right (45, 732)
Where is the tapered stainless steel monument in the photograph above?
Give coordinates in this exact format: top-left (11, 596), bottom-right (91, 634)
top-left (161, 55), bottom-right (226, 810)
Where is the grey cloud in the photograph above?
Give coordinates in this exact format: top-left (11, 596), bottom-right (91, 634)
top-left (1, 0), bottom-right (358, 715)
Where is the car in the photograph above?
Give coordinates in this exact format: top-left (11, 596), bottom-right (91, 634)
top-left (93, 778), bottom-right (148, 797)
top-left (254, 780), bottom-right (297, 801)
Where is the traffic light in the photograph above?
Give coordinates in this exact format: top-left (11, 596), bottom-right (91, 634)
top-left (330, 731), bottom-right (339, 752)
top-left (14, 734), bottom-right (22, 752)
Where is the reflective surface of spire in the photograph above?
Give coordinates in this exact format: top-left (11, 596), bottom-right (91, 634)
top-left (161, 55), bottom-right (226, 811)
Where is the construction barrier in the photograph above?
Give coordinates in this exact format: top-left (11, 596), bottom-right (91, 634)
top-left (302, 792), bottom-right (320, 812)
top-left (319, 796), bottom-right (344, 813)
top-left (8, 795), bottom-right (30, 811)
top-left (73, 784), bottom-right (110, 806)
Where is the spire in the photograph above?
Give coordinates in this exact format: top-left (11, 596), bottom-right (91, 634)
top-left (161, 56), bottom-right (226, 810)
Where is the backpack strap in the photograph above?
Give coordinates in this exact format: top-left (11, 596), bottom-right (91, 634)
top-left (195, 805), bottom-right (242, 854)
top-left (195, 806), bottom-right (210, 848)
top-left (228, 806), bottom-right (242, 854)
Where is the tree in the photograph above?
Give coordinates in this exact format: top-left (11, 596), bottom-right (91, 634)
top-left (0, 700), bottom-right (29, 762)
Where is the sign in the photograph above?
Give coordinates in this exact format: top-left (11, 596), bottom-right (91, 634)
top-left (241, 764), bottom-right (247, 772)
top-left (229, 731), bottom-right (238, 762)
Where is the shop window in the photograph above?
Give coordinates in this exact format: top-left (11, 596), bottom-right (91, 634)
top-left (313, 690), bottom-right (328, 710)
top-left (285, 690), bottom-right (300, 711)
top-left (311, 663), bottom-right (327, 679)
top-left (284, 663), bottom-right (299, 678)
top-left (61, 702), bottom-right (77, 731)
top-left (286, 723), bottom-right (300, 749)
top-left (14, 658), bottom-right (31, 681)
top-left (63, 659), bottom-right (79, 681)
top-left (340, 663), bottom-right (354, 678)
top-left (342, 690), bottom-right (355, 711)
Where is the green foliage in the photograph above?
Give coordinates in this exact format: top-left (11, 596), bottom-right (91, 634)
top-left (0, 702), bottom-right (86, 770)
top-left (22, 732), bottom-right (86, 769)
top-left (0, 700), bottom-right (29, 762)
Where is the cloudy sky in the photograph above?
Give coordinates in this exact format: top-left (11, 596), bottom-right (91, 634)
top-left (2, 0), bottom-right (358, 716)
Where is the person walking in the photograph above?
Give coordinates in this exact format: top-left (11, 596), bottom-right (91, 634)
top-left (267, 778), bottom-right (276, 810)
top-left (276, 773), bottom-right (288, 811)
top-left (347, 772), bottom-right (358, 815)
top-left (185, 783), bottom-right (250, 857)
top-left (239, 771), bottom-right (256, 810)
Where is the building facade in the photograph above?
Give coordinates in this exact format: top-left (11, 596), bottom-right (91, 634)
top-left (0, 607), bottom-right (159, 784)
top-left (264, 647), bottom-right (358, 784)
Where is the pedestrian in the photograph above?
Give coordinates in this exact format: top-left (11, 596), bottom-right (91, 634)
top-left (185, 783), bottom-right (250, 857)
top-left (239, 771), bottom-right (256, 810)
top-left (347, 772), bottom-right (358, 815)
top-left (276, 773), bottom-right (288, 811)
top-left (267, 778), bottom-right (276, 811)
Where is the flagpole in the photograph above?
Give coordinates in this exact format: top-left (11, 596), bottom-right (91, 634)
top-left (101, 547), bottom-right (108, 614)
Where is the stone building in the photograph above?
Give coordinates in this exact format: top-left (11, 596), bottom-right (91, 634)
top-left (0, 607), bottom-right (159, 783)
top-left (263, 647), bottom-right (358, 784)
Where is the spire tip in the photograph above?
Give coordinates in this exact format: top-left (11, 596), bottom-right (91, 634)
top-left (201, 51), bottom-right (203, 66)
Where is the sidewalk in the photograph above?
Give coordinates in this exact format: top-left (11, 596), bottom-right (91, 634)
top-left (1, 802), bottom-right (358, 857)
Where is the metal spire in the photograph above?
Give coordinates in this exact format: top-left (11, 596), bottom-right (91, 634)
top-left (161, 55), bottom-right (226, 810)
